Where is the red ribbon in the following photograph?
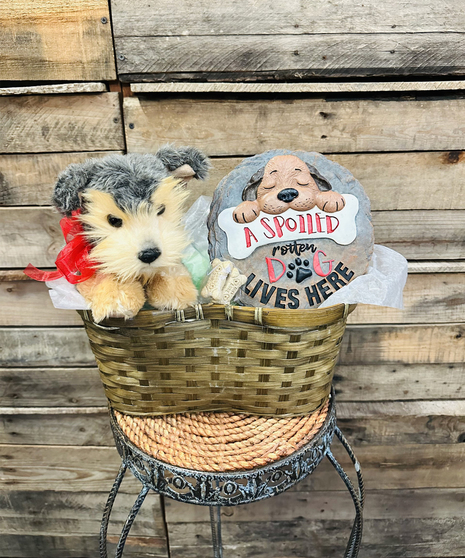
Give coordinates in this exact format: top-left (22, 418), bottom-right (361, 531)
top-left (24, 210), bottom-right (97, 284)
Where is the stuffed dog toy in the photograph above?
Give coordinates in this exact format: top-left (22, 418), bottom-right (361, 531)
top-left (232, 154), bottom-right (346, 223)
top-left (49, 146), bottom-right (209, 322)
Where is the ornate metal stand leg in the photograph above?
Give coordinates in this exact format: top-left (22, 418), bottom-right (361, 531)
top-left (326, 427), bottom-right (364, 558)
top-left (209, 506), bottom-right (223, 558)
top-left (115, 485), bottom-right (150, 558)
top-left (100, 462), bottom-right (128, 558)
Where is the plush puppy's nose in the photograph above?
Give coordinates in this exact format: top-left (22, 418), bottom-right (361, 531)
top-left (138, 248), bottom-right (161, 264)
top-left (277, 188), bottom-right (299, 203)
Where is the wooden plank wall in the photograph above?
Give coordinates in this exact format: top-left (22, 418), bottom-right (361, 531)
top-left (1, 1), bottom-right (465, 557)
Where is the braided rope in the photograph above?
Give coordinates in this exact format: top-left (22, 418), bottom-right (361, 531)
top-left (115, 401), bottom-right (329, 472)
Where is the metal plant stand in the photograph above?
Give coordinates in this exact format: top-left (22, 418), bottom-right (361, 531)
top-left (101, 394), bottom-right (364, 558)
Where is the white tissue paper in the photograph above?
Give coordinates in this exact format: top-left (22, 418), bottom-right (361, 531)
top-left (319, 244), bottom-right (408, 309)
top-left (46, 276), bottom-right (89, 310)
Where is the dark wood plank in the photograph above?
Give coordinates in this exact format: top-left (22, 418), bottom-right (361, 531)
top-left (1, 443), bottom-right (464, 492)
top-left (0, 490), bottom-right (165, 536)
top-left (2, 207), bottom-right (464, 267)
top-left (116, 34), bottom-right (465, 80)
top-left (2, 272), bottom-right (463, 326)
top-left (166, 517), bottom-right (465, 558)
top-left (2, 363), bottom-right (464, 408)
top-left (0, 151), bottom-right (122, 206)
top-left (5, 151), bottom-right (465, 211)
top-left (0, 0), bottom-right (116, 81)
top-left (124, 97), bottom-right (465, 155)
top-left (0, 94), bottom-right (124, 153)
top-left (0, 368), bottom-right (105, 407)
top-left (334, 363), bottom-right (465, 402)
top-left (0, 409), bottom-right (112, 446)
top-left (2, 401), bottom-right (464, 446)
top-left (112, 0), bottom-right (465, 36)
top-left (1, 324), bottom-right (463, 367)
top-left (0, 535), bottom-right (166, 558)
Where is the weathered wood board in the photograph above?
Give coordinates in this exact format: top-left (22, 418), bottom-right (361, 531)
top-left (0, 368), bottom-right (104, 407)
top-left (0, 489), bottom-right (165, 537)
top-left (6, 151), bottom-right (465, 211)
top-left (2, 272), bottom-right (464, 326)
top-left (1, 324), bottom-right (463, 367)
top-left (111, 0), bottom-right (465, 36)
top-left (3, 207), bottom-right (463, 267)
top-left (2, 401), bottom-right (464, 447)
top-left (115, 35), bottom-right (465, 80)
top-left (166, 518), bottom-right (465, 558)
top-left (3, 362), bottom-right (464, 408)
top-left (0, 82), bottom-right (107, 96)
top-left (0, 0), bottom-right (116, 82)
top-left (2, 443), bottom-right (463, 492)
top-left (0, 151), bottom-right (122, 205)
top-left (124, 97), bottom-right (465, 155)
top-left (0, 94), bottom-right (124, 153)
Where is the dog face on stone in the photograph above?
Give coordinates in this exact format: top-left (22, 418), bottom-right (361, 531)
top-left (233, 154), bottom-right (346, 223)
top-left (52, 147), bottom-right (209, 281)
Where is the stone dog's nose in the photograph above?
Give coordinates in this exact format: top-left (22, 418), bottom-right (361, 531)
top-left (277, 188), bottom-right (299, 203)
top-left (138, 248), bottom-right (161, 264)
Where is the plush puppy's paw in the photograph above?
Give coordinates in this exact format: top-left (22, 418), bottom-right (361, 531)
top-left (316, 190), bottom-right (346, 213)
top-left (146, 267), bottom-right (198, 310)
top-left (232, 200), bottom-right (261, 223)
top-left (77, 274), bottom-right (146, 322)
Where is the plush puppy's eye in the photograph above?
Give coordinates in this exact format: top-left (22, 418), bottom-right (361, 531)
top-left (107, 215), bottom-right (123, 227)
top-left (157, 204), bottom-right (166, 216)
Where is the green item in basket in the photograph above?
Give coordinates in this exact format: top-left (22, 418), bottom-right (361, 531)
top-left (182, 245), bottom-right (211, 291)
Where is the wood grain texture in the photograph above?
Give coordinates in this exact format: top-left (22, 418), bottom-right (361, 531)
top-left (0, 534), bottom-right (166, 558)
top-left (2, 401), bottom-right (464, 446)
top-left (132, 81), bottom-right (465, 94)
top-left (334, 363), bottom-right (465, 401)
top-left (115, 34), bottom-right (465, 79)
top-left (0, 151), bottom-right (122, 205)
top-left (167, 518), bottom-right (465, 558)
top-left (0, 368), bottom-right (104, 407)
top-left (0, 94), bottom-right (124, 153)
top-left (0, 281), bottom-right (83, 326)
top-left (0, 490), bottom-right (165, 537)
top-left (5, 151), bottom-right (465, 211)
top-left (3, 207), bottom-right (463, 267)
top-left (1, 272), bottom-right (463, 326)
top-left (1, 324), bottom-right (463, 367)
top-left (0, 0), bottom-right (115, 81)
top-left (111, 0), bottom-right (465, 36)
top-left (1, 443), bottom-right (464, 492)
top-left (2, 363), bottom-right (463, 408)
top-left (0, 82), bottom-right (107, 96)
top-left (124, 97), bottom-right (465, 155)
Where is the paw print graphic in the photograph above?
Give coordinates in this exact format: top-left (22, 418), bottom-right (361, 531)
top-left (286, 258), bottom-right (313, 284)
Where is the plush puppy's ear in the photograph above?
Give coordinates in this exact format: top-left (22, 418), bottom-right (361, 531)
top-left (305, 163), bottom-right (332, 192)
top-left (155, 145), bottom-right (210, 182)
top-left (52, 159), bottom-right (99, 215)
top-left (242, 166), bottom-right (265, 201)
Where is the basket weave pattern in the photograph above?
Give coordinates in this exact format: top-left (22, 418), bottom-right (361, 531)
top-left (79, 304), bottom-right (350, 417)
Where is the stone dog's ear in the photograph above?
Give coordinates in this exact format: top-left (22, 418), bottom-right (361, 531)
top-left (305, 163), bottom-right (332, 192)
top-left (52, 159), bottom-right (99, 215)
top-left (155, 145), bottom-right (210, 183)
top-left (241, 166), bottom-right (265, 201)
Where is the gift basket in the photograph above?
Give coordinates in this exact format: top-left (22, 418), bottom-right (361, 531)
top-left (25, 147), bottom-right (407, 419)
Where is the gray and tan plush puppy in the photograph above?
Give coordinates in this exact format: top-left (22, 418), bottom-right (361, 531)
top-left (52, 146), bottom-right (209, 322)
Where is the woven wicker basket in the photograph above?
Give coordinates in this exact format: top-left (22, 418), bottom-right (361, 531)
top-left (78, 303), bottom-right (354, 417)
